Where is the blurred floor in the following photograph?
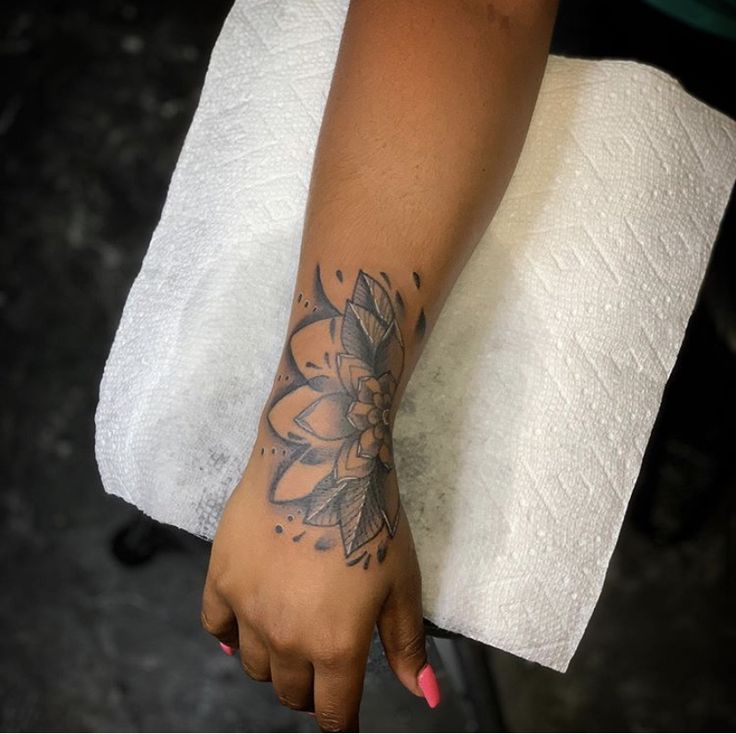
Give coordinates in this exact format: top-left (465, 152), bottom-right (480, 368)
top-left (1, 0), bottom-right (734, 731)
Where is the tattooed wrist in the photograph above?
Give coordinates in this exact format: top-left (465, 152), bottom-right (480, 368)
top-left (260, 266), bottom-right (422, 568)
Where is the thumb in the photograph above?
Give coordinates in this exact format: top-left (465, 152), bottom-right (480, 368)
top-left (377, 573), bottom-right (434, 703)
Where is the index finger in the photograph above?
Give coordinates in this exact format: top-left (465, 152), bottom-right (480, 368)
top-left (313, 653), bottom-right (368, 732)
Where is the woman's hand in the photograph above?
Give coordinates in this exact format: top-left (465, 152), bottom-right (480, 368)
top-left (201, 421), bottom-right (432, 732)
top-left (202, 268), bottom-right (438, 731)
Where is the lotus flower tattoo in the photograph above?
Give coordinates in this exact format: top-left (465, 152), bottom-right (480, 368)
top-left (267, 270), bottom-right (404, 557)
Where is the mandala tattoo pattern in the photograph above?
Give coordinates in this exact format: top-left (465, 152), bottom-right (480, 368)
top-left (267, 269), bottom-right (405, 559)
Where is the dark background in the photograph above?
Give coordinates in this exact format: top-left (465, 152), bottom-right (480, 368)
top-left (1, 0), bottom-right (734, 730)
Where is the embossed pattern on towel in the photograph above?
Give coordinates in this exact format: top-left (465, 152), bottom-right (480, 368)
top-left (95, 0), bottom-right (736, 671)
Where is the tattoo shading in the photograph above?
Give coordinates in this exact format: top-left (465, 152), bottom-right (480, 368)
top-left (347, 551), bottom-right (368, 567)
top-left (267, 269), bottom-right (404, 560)
top-left (415, 308), bottom-right (427, 339)
top-left (377, 541), bottom-right (389, 564)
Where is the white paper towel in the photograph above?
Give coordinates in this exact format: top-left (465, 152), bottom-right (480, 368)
top-left (95, 0), bottom-right (736, 671)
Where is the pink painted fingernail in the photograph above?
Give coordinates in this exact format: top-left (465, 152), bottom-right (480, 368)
top-left (417, 664), bottom-right (441, 709)
top-left (218, 642), bottom-right (236, 656)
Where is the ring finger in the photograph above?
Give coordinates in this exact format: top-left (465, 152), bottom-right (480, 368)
top-left (238, 623), bottom-right (272, 682)
top-left (271, 654), bottom-right (315, 712)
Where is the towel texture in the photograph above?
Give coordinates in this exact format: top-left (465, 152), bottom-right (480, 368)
top-left (95, 0), bottom-right (736, 671)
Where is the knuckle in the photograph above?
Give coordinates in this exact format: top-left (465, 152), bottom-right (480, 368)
top-left (315, 630), bottom-right (363, 669)
top-left (265, 628), bottom-right (297, 655)
top-left (206, 565), bottom-right (230, 596)
top-left (316, 709), bottom-right (347, 732)
top-left (276, 692), bottom-right (305, 711)
top-left (200, 608), bottom-right (220, 637)
top-left (240, 658), bottom-right (270, 682)
top-left (388, 630), bottom-right (426, 661)
top-left (317, 644), bottom-right (357, 671)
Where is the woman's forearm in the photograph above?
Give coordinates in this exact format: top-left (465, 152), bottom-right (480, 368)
top-left (259, 0), bottom-right (558, 564)
top-left (289, 0), bottom-right (558, 381)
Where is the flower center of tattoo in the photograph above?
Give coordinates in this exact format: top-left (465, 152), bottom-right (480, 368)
top-left (345, 374), bottom-right (395, 459)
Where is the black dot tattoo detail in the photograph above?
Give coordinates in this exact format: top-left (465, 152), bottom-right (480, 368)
top-left (363, 553), bottom-right (371, 570)
top-left (412, 271), bottom-right (421, 289)
top-left (297, 293), bottom-right (303, 303)
top-left (293, 531), bottom-right (305, 543)
top-left (346, 551), bottom-right (368, 567)
top-left (395, 290), bottom-right (405, 317)
top-left (377, 542), bottom-right (388, 564)
top-left (287, 514), bottom-right (294, 522)
top-left (415, 307), bottom-right (427, 339)
top-left (275, 524), bottom-right (284, 534)
top-left (315, 536), bottom-right (334, 552)
top-left (336, 269), bottom-right (344, 283)
top-left (260, 447), bottom-right (265, 456)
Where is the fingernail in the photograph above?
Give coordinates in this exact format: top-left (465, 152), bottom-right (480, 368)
top-left (417, 664), bottom-right (441, 709)
top-left (218, 642), bottom-right (236, 656)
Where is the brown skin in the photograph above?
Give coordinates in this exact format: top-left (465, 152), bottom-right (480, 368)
top-left (202, 0), bottom-right (558, 730)
top-left (204, 443), bottom-right (422, 730)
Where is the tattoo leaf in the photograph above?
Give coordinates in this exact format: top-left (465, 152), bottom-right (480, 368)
top-left (337, 472), bottom-right (385, 557)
